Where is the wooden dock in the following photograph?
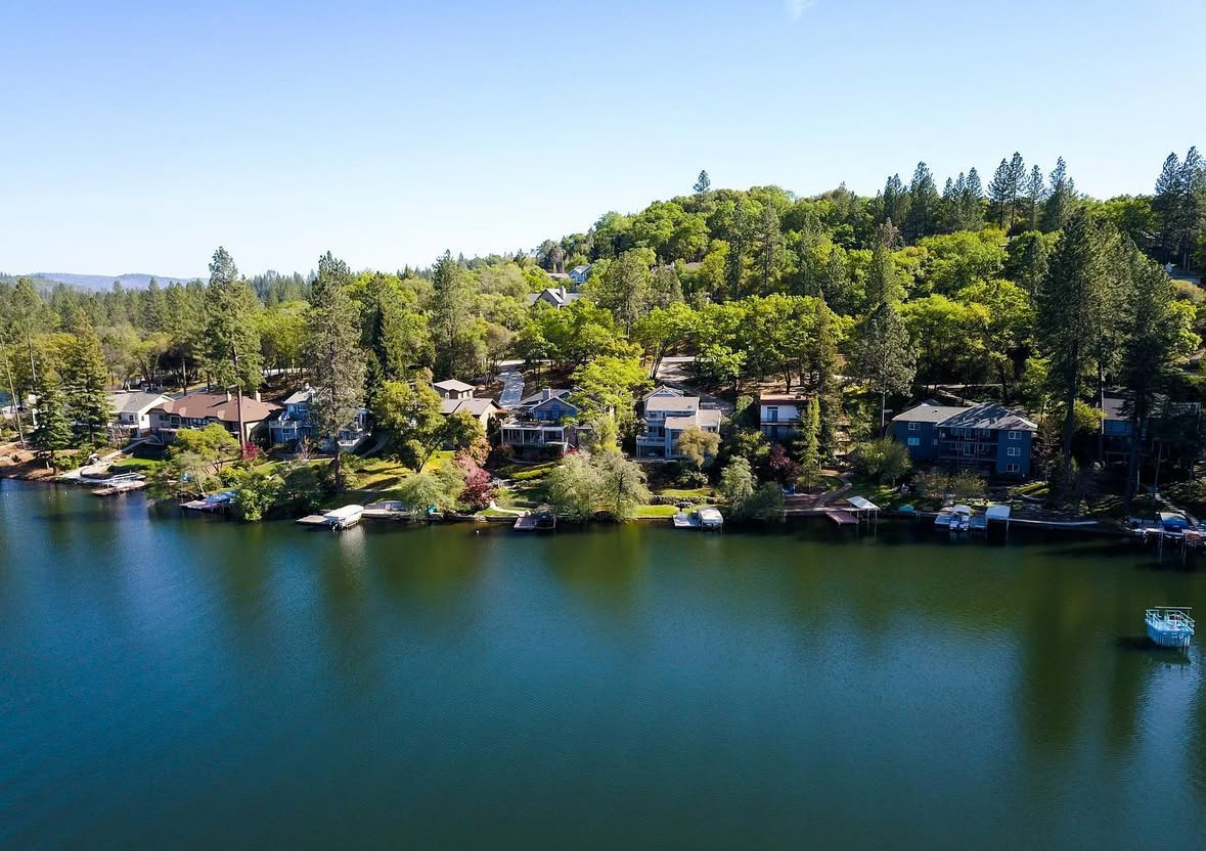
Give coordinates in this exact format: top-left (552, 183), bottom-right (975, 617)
top-left (297, 515), bottom-right (332, 527)
top-left (93, 480), bottom-right (147, 496)
top-left (826, 509), bottom-right (858, 526)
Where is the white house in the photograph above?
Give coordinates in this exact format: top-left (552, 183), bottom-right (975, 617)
top-left (759, 392), bottom-right (809, 441)
top-left (105, 391), bottom-right (172, 439)
top-left (433, 379), bottom-right (476, 400)
top-left (637, 393), bottom-right (722, 458)
top-left (525, 287), bottom-right (584, 309)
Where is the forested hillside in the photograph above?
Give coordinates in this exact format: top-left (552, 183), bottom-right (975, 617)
top-left (3, 148), bottom-right (1206, 505)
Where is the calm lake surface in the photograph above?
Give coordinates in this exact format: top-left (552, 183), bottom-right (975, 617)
top-left (1, 481), bottom-right (1203, 850)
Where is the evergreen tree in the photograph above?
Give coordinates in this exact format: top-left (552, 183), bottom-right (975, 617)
top-left (202, 247), bottom-right (262, 392)
top-left (810, 299), bottom-right (840, 455)
top-left (904, 162), bottom-right (940, 240)
top-left (595, 249), bottom-right (654, 335)
top-left (1152, 152), bottom-right (1182, 263)
top-left (430, 251), bottom-right (478, 377)
top-left (305, 252), bottom-right (368, 491)
top-left (957, 167), bottom-right (985, 231)
top-left (693, 170), bottom-right (712, 194)
top-left (988, 158), bottom-right (1012, 227)
top-left (1007, 152), bottom-right (1026, 228)
top-left (30, 369), bottom-right (73, 471)
top-left (63, 310), bottom-right (112, 446)
top-left (1117, 246), bottom-right (1181, 501)
top-left (751, 202), bottom-right (785, 294)
top-left (724, 197), bottom-right (752, 298)
top-left (864, 232), bottom-right (903, 307)
top-left (851, 302), bottom-right (917, 432)
top-left (1024, 165), bottom-right (1046, 231)
top-left (143, 278), bottom-right (166, 332)
top-left (1041, 157), bottom-right (1076, 233)
top-left (880, 173), bottom-right (910, 227)
top-left (1037, 208), bottom-right (1115, 482)
top-left (1176, 147), bottom-right (1205, 268)
top-left (794, 396), bottom-right (822, 489)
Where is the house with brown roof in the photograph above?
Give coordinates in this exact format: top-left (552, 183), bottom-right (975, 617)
top-left (149, 391), bottom-right (281, 445)
top-left (759, 392), bottom-right (810, 441)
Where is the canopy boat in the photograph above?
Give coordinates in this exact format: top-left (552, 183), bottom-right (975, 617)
top-left (1145, 607), bottom-right (1195, 649)
top-left (697, 507), bottom-right (724, 529)
top-left (935, 504), bottom-right (973, 533)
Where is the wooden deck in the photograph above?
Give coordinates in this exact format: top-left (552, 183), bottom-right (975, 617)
top-left (92, 481), bottom-right (147, 497)
top-left (825, 509), bottom-right (859, 526)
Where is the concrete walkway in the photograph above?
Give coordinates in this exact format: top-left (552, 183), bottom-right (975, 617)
top-left (498, 364), bottom-right (525, 408)
top-left (814, 471), bottom-right (853, 508)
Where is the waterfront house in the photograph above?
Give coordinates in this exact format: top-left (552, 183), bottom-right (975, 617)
top-left (500, 388), bottom-right (582, 453)
top-left (440, 397), bottom-right (501, 431)
top-left (759, 392), bottom-right (809, 441)
top-left (889, 400), bottom-right (1036, 478)
top-left (267, 387), bottom-right (368, 451)
top-left (525, 287), bottom-right (583, 309)
top-left (568, 265), bottom-right (592, 285)
top-left (1099, 391), bottom-right (1201, 465)
top-left (150, 391), bottom-right (281, 445)
top-left (637, 393), bottom-right (723, 459)
top-left (433, 379), bottom-right (476, 400)
top-left (104, 391), bottom-right (172, 440)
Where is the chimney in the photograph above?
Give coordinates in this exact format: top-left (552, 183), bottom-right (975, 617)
top-left (559, 286), bottom-right (567, 300)
top-left (254, 392), bottom-right (261, 403)
top-left (226, 390), bottom-right (232, 402)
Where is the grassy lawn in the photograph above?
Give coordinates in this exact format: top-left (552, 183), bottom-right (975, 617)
top-left (496, 481), bottom-right (549, 511)
top-left (420, 451), bottom-right (455, 474)
top-left (636, 504), bottom-right (680, 518)
top-left (355, 458), bottom-right (412, 489)
top-left (654, 487), bottom-right (716, 501)
top-left (844, 476), bottom-right (899, 508)
top-left (109, 457), bottom-right (164, 474)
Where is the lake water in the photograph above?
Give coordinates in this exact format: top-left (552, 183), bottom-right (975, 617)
top-left (1, 480), bottom-right (1203, 850)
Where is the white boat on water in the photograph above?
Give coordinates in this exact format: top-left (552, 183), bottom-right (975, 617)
top-left (1145, 607), bottom-right (1195, 649)
top-left (935, 504), bottom-right (973, 533)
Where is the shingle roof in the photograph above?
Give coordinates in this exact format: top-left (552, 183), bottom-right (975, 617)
top-left (518, 388), bottom-right (575, 407)
top-left (892, 399), bottom-right (1036, 431)
top-left (282, 388), bottom-right (313, 405)
top-left (106, 391), bottom-right (169, 415)
top-left (665, 409), bottom-right (722, 430)
top-left (440, 398), bottom-right (498, 417)
top-left (646, 395), bottom-right (700, 413)
top-left (433, 379), bottom-right (476, 393)
top-left (156, 392), bottom-right (280, 423)
top-left (938, 402), bottom-right (1036, 431)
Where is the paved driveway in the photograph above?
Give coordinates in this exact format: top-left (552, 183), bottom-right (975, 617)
top-left (498, 364), bottom-right (525, 408)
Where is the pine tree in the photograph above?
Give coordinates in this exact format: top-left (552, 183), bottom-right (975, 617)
top-left (864, 236), bottom-right (903, 307)
top-left (306, 252), bottom-right (368, 491)
top-left (752, 202), bottom-right (785, 295)
top-left (63, 310), bottom-right (112, 446)
top-left (904, 162), bottom-right (939, 240)
top-left (202, 247), bottom-right (262, 392)
top-left (1041, 157), bottom-right (1076, 233)
top-left (693, 170), bottom-right (712, 194)
top-left (1117, 246), bottom-right (1181, 501)
top-left (988, 158), bottom-right (1012, 227)
top-left (795, 396), bottom-right (822, 489)
top-left (851, 302), bottom-right (917, 432)
top-left (1007, 152), bottom-right (1026, 229)
top-left (811, 299), bottom-right (840, 455)
top-left (1152, 152), bottom-right (1182, 263)
top-left (880, 174), bottom-right (910, 227)
top-left (957, 167), bottom-right (985, 231)
top-left (143, 277), bottom-right (166, 332)
top-left (1024, 165), bottom-right (1046, 231)
top-left (30, 369), bottom-right (73, 471)
top-left (1038, 208), bottom-right (1115, 483)
top-left (1176, 147), bottom-right (1205, 268)
top-left (431, 251), bottom-right (478, 376)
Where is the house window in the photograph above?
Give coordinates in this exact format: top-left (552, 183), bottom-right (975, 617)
top-left (1007, 447), bottom-right (1020, 457)
top-left (963, 443), bottom-right (973, 456)
top-left (766, 407), bottom-right (779, 423)
top-left (907, 437), bottom-right (920, 446)
top-left (908, 422), bottom-right (919, 432)
top-left (932, 438), bottom-right (938, 447)
top-left (1008, 431), bottom-right (1021, 440)
top-left (1006, 463), bottom-right (1020, 473)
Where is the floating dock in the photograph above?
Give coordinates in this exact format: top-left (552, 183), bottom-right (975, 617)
top-left (297, 504), bottom-right (364, 530)
top-left (362, 500), bottom-right (411, 522)
top-left (514, 510), bottom-right (556, 531)
top-left (1145, 607), bottom-right (1195, 649)
top-left (93, 480), bottom-right (147, 496)
top-left (182, 491), bottom-right (236, 513)
top-left (826, 509), bottom-right (858, 526)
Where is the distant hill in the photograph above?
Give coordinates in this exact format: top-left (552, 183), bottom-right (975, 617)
top-left (26, 272), bottom-right (200, 291)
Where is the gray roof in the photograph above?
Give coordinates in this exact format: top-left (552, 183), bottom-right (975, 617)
top-left (106, 391), bottom-right (170, 415)
top-left (891, 401), bottom-right (969, 424)
top-left (282, 388), bottom-right (314, 405)
top-left (665, 409), bottom-right (722, 430)
top-left (518, 388), bottom-right (575, 407)
top-left (525, 288), bottom-right (583, 308)
top-left (893, 400), bottom-right (1036, 431)
top-left (440, 398), bottom-right (498, 417)
top-left (646, 395), bottom-right (700, 413)
top-left (939, 402), bottom-right (1037, 432)
top-left (433, 379), bottom-right (475, 393)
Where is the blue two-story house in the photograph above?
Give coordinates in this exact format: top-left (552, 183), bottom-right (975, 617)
top-left (268, 386), bottom-right (367, 451)
top-left (889, 400), bottom-right (1036, 478)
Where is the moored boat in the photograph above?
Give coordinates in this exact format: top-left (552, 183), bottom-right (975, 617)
top-left (1145, 607), bottom-right (1195, 649)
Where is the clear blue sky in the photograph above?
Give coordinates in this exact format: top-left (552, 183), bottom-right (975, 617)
top-left (3, 0), bottom-right (1204, 279)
